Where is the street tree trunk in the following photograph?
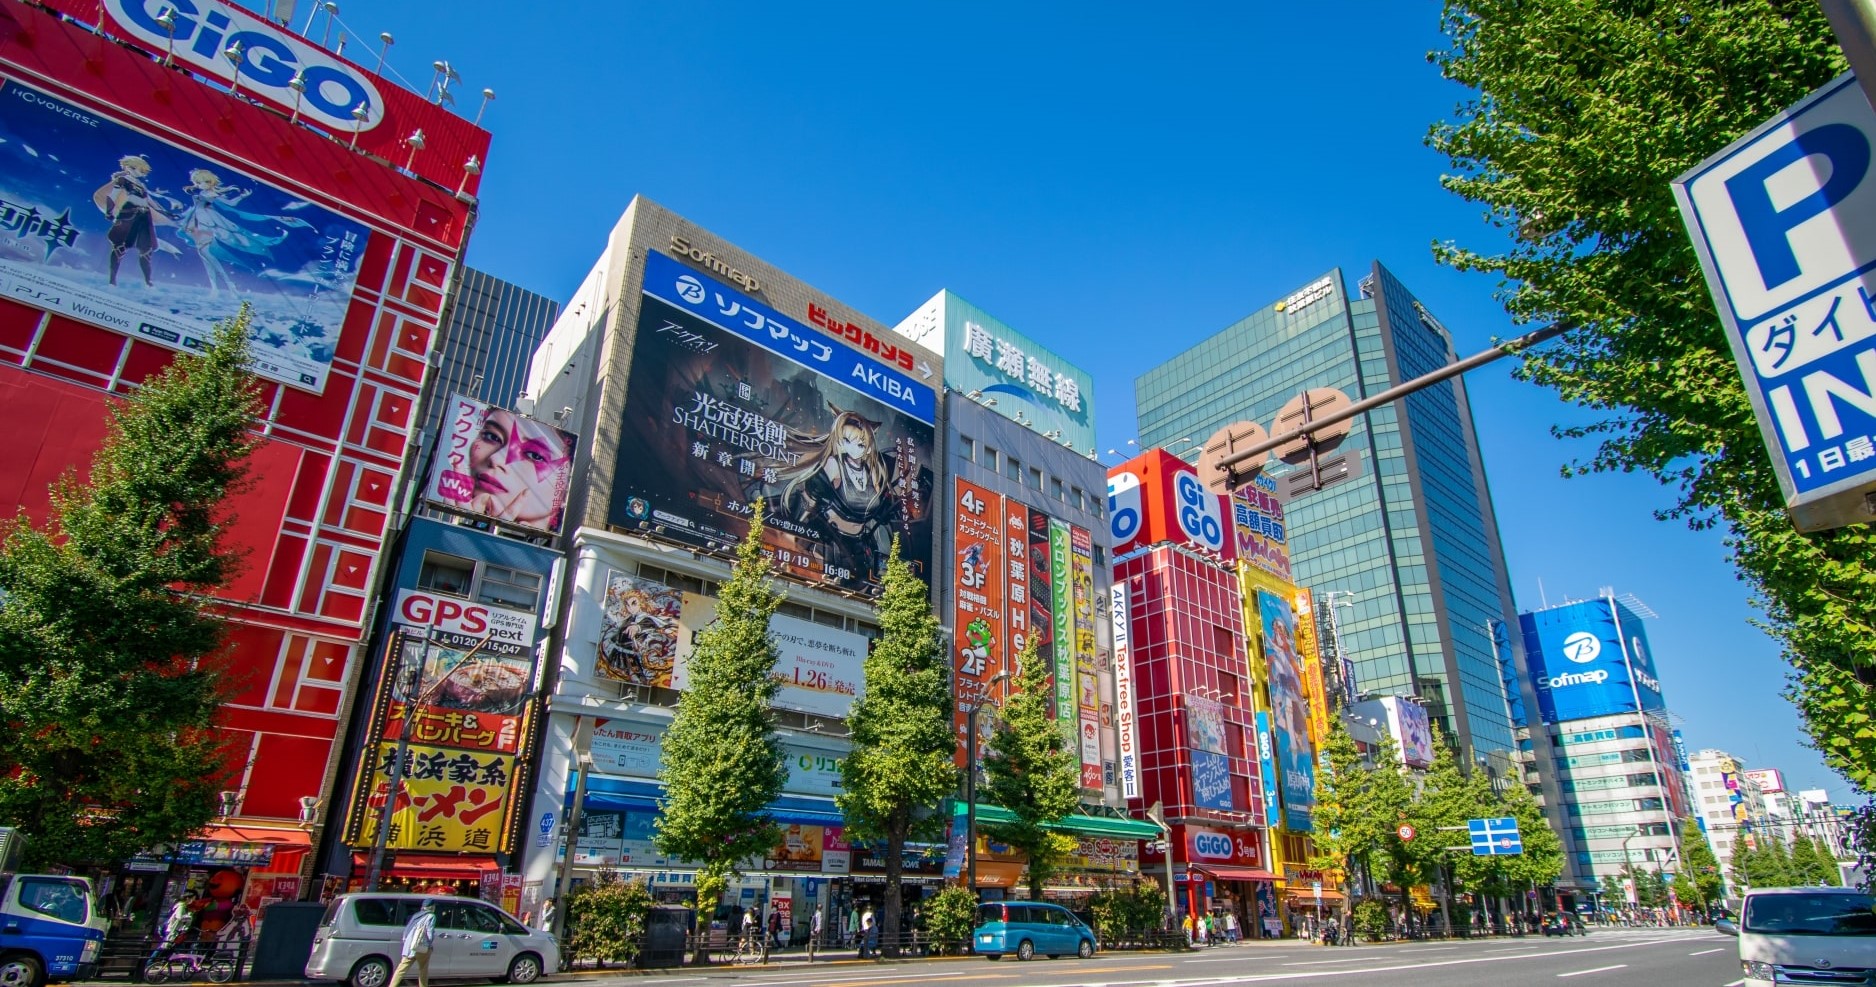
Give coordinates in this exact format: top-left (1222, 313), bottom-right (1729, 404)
top-left (883, 813), bottom-right (906, 958)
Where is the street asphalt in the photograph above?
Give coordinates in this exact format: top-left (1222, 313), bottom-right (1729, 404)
top-left (546, 926), bottom-right (1741, 987)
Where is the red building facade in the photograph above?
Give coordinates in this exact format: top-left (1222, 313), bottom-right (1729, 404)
top-left (0, 0), bottom-right (485, 879)
top-left (1116, 544), bottom-right (1274, 926)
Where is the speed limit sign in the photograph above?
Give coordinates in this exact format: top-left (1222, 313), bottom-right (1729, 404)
top-left (1397, 823), bottom-right (1417, 842)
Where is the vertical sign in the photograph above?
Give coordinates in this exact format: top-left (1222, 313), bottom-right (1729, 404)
top-left (1049, 519), bottom-right (1075, 750)
top-left (1111, 583), bottom-right (1140, 800)
top-left (952, 479), bottom-right (1006, 770)
top-left (1026, 509), bottom-right (1054, 681)
top-left (1071, 525), bottom-right (1101, 788)
top-left (1254, 710), bottom-right (1279, 823)
top-left (1006, 501), bottom-right (1032, 663)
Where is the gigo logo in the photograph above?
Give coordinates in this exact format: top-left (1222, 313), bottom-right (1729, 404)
top-left (1561, 630), bottom-right (1602, 664)
top-left (1192, 832), bottom-right (1234, 859)
top-left (1547, 669), bottom-right (1609, 688)
top-left (1108, 471), bottom-right (1143, 547)
top-left (110, 0), bottom-right (383, 133)
top-left (1172, 470), bottom-right (1225, 551)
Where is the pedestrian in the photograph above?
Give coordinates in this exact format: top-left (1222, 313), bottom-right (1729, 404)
top-left (846, 907), bottom-right (861, 948)
top-left (767, 908), bottom-right (781, 955)
top-left (537, 898), bottom-right (556, 934)
top-left (809, 905), bottom-right (824, 962)
top-left (859, 905), bottom-right (877, 959)
top-left (1225, 910), bottom-right (1240, 943)
top-left (1181, 912), bottom-right (1194, 945)
top-left (741, 907), bottom-right (759, 954)
top-left (217, 904), bottom-right (252, 949)
top-left (387, 900), bottom-right (436, 987)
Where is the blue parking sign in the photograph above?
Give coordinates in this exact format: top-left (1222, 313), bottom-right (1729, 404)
top-left (1676, 73), bottom-right (1876, 530)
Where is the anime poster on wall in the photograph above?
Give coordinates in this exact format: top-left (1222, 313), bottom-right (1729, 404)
top-left (1258, 589), bottom-right (1316, 831)
top-left (0, 79), bottom-right (371, 393)
top-left (609, 252), bottom-right (936, 595)
top-left (595, 570), bottom-right (684, 688)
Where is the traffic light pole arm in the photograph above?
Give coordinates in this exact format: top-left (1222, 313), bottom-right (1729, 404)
top-left (1209, 322), bottom-right (1570, 479)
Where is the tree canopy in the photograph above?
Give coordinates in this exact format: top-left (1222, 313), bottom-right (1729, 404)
top-left (1430, 0), bottom-right (1872, 788)
top-left (981, 636), bottom-right (1081, 900)
top-left (0, 310), bottom-right (260, 868)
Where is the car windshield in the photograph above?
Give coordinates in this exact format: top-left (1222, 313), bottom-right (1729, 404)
top-left (1743, 893), bottom-right (1876, 936)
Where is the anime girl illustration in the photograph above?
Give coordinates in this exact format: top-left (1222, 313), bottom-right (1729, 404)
top-left (172, 168), bottom-right (310, 297)
top-left (91, 154), bottom-right (172, 287)
top-left (768, 407), bottom-right (931, 584)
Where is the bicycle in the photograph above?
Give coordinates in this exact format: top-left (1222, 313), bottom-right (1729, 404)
top-left (731, 931), bottom-right (763, 966)
top-left (143, 943), bottom-right (237, 984)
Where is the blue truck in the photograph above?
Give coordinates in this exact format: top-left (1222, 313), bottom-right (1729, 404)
top-left (0, 831), bottom-right (105, 987)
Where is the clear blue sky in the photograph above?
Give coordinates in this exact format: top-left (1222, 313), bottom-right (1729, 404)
top-left (320, 1), bottom-right (1842, 797)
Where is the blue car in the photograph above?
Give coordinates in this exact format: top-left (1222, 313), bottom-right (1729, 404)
top-left (973, 902), bottom-right (1096, 961)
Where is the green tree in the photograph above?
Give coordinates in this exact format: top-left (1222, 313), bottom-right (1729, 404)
top-left (566, 874), bottom-right (654, 967)
top-left (1428, 1), bottom-right (1876, 786)
top-left (981, 636), bottom-right (1081, 901)
top-left (1815, 835), bottom-right (1845, 886)
top-left (920, 886), bottom-right (979, 954)
top-left (838, 539), bottom-right (956, 956)
top-left (0, 310), bottom-right (260, 868)
top-left (1679, 818), bottom-right (1725, 913)
top-left (1730, 841), bottom-right (1756, 894)
top-left (1601, 873), bottom-right (1626, 908)
top-left (654, 501), bottom-right (787, 963)
top-left (1310, 723), bottom-right (1417, 922)
top-left (1494, 774), bottom-right (1565, 895)
top-left (1790, 830), bottom-right (1825, 886)
top-left (1764, 836), bottom-right (1796, 888)
top-left (1409, 726), bottom-right (1492, 931)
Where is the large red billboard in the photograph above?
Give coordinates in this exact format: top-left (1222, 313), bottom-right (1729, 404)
top-left (0, 1), bottom-right (477, 831)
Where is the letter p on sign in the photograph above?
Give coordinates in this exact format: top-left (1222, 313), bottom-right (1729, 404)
top-left (1676, 72), bottom-right (1876, 530)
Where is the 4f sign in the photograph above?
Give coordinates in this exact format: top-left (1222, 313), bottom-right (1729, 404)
top-left (1676, 73), bottom-right (1876, 531)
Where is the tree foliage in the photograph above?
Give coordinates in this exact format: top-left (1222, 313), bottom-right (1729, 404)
top-left (920, 886), bottom-right (979, 954)
top-left (838, 538), bottom-right (956, 956)
top-left (566, 874), bottom-right (654, 967)
top-left (981, 635), bottom-right (1081, 900)
top-left (1429, 0), bottom-right (1874, 786)
top-left (1679, 817), bottom-right (1725, 911)
top-left (654, 501), bottom-right (787, 961)
top-left (0, 310), bottom-right (261, 868)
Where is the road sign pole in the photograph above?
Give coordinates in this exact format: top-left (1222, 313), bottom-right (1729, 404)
top-left (1821, 0), bottom-right (1876, 112)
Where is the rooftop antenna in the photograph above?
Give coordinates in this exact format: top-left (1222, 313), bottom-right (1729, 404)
top-left (318, 2), bottom-right (338, 50)
top-left (474, 88), bottom-right (496, 126)
top-left (373, 32), bottom-right (394, 76)
top-left (1537, 577), bottom-right (1548, 609)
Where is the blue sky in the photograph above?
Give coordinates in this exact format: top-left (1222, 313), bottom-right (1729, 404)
top-left (318, 1), bottom-right (1841, 797)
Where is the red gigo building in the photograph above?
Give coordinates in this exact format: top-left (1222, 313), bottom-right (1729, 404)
top-left (0, 0), bottom-right (486, 894)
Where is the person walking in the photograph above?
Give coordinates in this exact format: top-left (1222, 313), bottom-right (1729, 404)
top-left (537, 898), bottom-right (556, 935)
top-left (809, 905), bottom-right (824, 962)
top-left (388, 900), bottom-right (437, 987)
top-left (859, 905), bottom-right (877, 959)
top-left (846, 907), bottom-right (860, 949)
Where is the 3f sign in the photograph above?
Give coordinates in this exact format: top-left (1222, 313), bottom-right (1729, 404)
top-left (1676, 73), bottom-right (1876, 531)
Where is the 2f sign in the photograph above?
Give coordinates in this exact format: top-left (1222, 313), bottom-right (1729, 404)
top-left (1676, 73), bottom-right (1876, 530)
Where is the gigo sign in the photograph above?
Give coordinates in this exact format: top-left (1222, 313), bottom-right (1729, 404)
top-left (110, 0), bottom-right (384, 134)
top-left (394, 589), bottom-right (537, 651)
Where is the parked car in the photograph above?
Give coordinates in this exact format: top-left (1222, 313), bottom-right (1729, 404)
top-left (304, 893), bottom-right (558, 987)
top-left (1541, 913), bottom-right (1586, 937)
top-left (972, 901), bottom-right (1096, 961)
top-left (1717, 886), bottom-right (1876, 987)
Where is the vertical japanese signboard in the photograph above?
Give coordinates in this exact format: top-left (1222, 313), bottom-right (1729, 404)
top-left (953, 478), bottom-right (1005, 769)
top-left (1111, 582), bottom-right (1140, 799)
top-left (1049, 519), bottom-right (1075, 751)
top-left (1006, 502), bottom-right (1032, 658)
top-left (1026, 508), bottom-right (1054, 680)
top-left (1071, 525), bottom-right (1101, 788)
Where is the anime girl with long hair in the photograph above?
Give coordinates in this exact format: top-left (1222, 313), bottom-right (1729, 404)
top-left (172, 168), bottom-right (309, 297)
top-left (769, 406), bottom-right (929, 583)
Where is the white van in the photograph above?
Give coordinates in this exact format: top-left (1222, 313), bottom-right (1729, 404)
top-left (304, 894), bottom-right (559, 987)
top-left (1716, 886), bottom-right (1876, 986)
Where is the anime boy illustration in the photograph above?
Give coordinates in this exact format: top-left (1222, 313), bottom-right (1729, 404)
top-left (767, 407), bottom-right (930, 584)
top-left (597, 576), bottom-right (680, 686)
top-left (172, 168), bottom-right (310, 297)
top-left (92, 154), bottom-right (171, 287)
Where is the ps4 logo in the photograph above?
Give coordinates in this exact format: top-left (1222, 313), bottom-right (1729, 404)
top-left (109, 0), bottom-right (383, 134)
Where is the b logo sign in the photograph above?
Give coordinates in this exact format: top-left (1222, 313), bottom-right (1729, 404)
top-left (1561, 631), bottom-right (1602, 664)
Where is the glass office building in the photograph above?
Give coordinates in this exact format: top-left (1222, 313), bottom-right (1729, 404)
top-left (422, 267), bottom-right (563, 437)
top-left (1136, 264), bottom-right (1523, 769)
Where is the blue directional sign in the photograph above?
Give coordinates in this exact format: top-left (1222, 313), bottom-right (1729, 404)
top-left (1675, 73), bottom-right (1876, 531)
top-left (1469, 817), bottom-right (1523, 856)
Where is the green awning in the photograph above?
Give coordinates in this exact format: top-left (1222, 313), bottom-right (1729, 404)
top-left (960, 803), bottom-right (1161, 840)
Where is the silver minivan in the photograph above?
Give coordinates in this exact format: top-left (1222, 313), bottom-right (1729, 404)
top-left (304, 894), bottom-right (559, 987)
top-left (1716, 886), bottom-right (1876, 986)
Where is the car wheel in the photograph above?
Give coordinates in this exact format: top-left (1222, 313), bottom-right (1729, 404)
top-left (349, 956), bottom-right (393, 987)
top-left (1016, 940), bottom-right (1034, 961)
top-left (504, 953), bottom-right (543, 985)
top-left (1079, 940), bottom-right (1095, 959)
top-left (0, 955), bottom-right (45, 987)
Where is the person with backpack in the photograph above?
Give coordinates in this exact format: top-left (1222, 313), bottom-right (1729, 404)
top-left (388, 900), bottom-right (436, 987)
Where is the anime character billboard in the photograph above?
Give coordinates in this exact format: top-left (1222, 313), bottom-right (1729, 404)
top-left (610, 251), bottom-right (936, 594)
top-left (0, 79), bottom-right (369, 393)
top-left (594, 570), bottom-right (684, 688)
top-left (425, 394), bottom-right (578, 535)
top-left (1258, 588), bottom-right (1316, 832)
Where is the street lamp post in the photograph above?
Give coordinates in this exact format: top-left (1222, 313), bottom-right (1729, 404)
top-left (1145, 801), bottom-right (1176, 931)
top-left (963, 671), bottom-right (1011, 895)
top-left (365, 629), bottom-right (495, 891)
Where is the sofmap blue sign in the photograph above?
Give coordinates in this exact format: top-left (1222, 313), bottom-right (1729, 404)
top-left (1674, 73), bottom-right (1876, 529)
top-left (644, 251), bottom-right (936, 424)
top-left (1190, 748), bottom-right (1235, 811)
top-left (1517, 598), bottom-right (1665, 725)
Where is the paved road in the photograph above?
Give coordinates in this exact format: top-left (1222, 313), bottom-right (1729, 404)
top-left (559, 928), bottom-right (1739, 987)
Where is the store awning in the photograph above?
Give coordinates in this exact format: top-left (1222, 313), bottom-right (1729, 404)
top-left (964, 804), bottom-right (1161, 840)
top-left (351, 852), bottom-right (499, 880)
top-left (579, 777), bottom-right (842, 826)
top-left (1284, 889), bottom-right (1347, 903)
top-left (1191, 864), bottom-right (1279, 882)
top-left (176, 825), bottom-right (311, 871)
